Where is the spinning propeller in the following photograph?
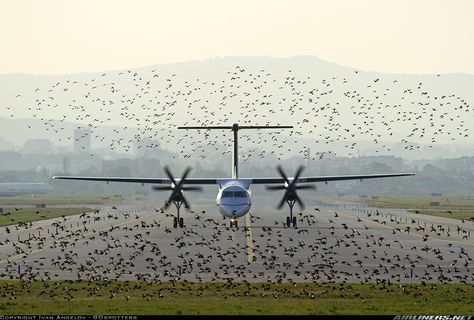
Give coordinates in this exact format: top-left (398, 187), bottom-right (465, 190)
top-left (265, 165), bottom-right (316, 209)
top-left (152, 166), bottom-right (202, 209)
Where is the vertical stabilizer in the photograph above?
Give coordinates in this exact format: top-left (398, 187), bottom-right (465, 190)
top-left (178, 124), bottom-right (293, 178)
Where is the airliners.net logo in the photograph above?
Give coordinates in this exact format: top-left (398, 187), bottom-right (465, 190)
top-left (394, 316), bottom-right (472, 320)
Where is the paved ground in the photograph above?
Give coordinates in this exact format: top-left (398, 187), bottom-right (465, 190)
top-left (0, 197), bottom-right (473, 284)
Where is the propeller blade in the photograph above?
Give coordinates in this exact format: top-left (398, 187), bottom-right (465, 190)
top-left (277, 165), bottom-right (289, 184)
top-left (180, 167), bottom-right (192, 182)
top-left (277, 195), bottom-right (287, 210)
top-left (292, 165), bottom-right (305, 185)
top-left (164, 166), bottom-right (176, 185)
top-left (295, 194), bottom-right (305, 210)
top-left (163, 192), bottom-right (175, 209)
top-left (152, 185), bottom-right (173, 191)
top-left (265, 185), bottom-right (286, 190)
top-left (182, 195), bottom-right (191, 209)
top-left (176, 167), bottom-right (192, 188)
top-left (182, 186), bottom-right (203, 191)
top-left (295, 185), bottom-right (316, 190)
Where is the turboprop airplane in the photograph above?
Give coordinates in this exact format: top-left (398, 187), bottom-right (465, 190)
top-left (53, 123), bottom-right (414, 229)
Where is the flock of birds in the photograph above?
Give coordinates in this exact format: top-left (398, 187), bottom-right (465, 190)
top-left (0, 202), bottom-right (472, 300)
top-left (1, 63), bottom-right (473, 301)
top-left (6, 63), bottom-right (472, 161)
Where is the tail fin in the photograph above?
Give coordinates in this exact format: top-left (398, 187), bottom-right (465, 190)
top-left (178, 123), bottom-right (292, 179)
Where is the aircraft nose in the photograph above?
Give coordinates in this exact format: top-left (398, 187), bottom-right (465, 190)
top-left (220, 204), bottom-right (250, 217)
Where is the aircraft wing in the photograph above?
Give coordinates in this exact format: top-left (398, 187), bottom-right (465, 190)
top-left (53, 172), bottom-right (413, 185)
top-left (251, 172), bottom-right (414, 184)
top-left (52, 176), bottom-right (218, 185)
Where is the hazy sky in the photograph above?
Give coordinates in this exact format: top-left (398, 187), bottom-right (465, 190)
top-left (1, 0), bottom-right (473, 75)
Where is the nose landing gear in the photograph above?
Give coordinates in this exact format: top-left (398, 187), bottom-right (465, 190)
top-left (230, 216), bottom-right (238, 229)
top-left (286, 199), bottom-right (297, 228)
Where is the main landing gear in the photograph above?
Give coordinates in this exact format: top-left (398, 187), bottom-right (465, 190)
top-left (170, 200), bottom-right (185, 229)
top-left (286, 199), bottom-right (297, 228)
top-left (173, 217), bottom-right (184, 229)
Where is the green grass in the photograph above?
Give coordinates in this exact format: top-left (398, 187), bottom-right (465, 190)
top-left (0, 207), bottom-right (94, 227)
top-left (0, 280), bottom-right (472, 315)
top-left (0, 194), bottom-right (123, 206)
top-left (334, 195), bottom-right (474, 221)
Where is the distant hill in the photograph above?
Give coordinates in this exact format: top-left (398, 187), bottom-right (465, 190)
top-left (1, 56), bottom-right (473, 160)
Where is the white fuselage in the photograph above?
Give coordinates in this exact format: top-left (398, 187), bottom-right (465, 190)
top-left (216, 179), bottom-right (252, 218)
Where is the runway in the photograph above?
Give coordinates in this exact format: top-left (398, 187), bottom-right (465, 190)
top-left (0, 198), bottom-right (473, 283)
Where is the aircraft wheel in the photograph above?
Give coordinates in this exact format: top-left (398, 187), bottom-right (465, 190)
top-left (173, 217), bottom-right (178, 229)
top-left (292, 216), bottom-right (297, 228)
top-left (286, 216), bottom-right (291, 227)
top-left (179, 217), bottom-right (184, 228)
top-left (230, 219), bottom-right (238, 229)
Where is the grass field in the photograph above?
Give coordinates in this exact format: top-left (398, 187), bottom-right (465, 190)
top-left (0, 194), bottom-right (123, 227)
top-left (333, 195), bottom-right (474, 221)
top-left (0, 207), bottom-right (94, 227)
top-left (0, 194), bottom-right (123, 206)
top-left (0, 280), bottom-right (472, 315)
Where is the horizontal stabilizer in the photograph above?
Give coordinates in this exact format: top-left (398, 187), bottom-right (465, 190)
top-left (178, 125), bottom-right (293, 130)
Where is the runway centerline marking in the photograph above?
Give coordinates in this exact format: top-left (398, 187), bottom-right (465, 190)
top-left (245, 213), bottom-right (254, 263)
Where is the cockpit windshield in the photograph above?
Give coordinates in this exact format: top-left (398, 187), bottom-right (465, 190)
top-left (222, 191), bottom-right (233, 198)
top-left (222, 191), bottom-right (247, 198)
top-left (234, 191), bottom-right (247, 197)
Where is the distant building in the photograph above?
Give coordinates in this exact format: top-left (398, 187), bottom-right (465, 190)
top-left (134, 138), bottom-right (161, 158)
top-left (102, 159), bottom-right (138, 176)
top-left (341, 155), bottom-right (403, 173)
top-left (437, 156), bottom-right (474, 174)
top-left (22, 139), bottom-right (53, 154)
top-left (137, 158), bottom-right (161, 177)
top-left (62, 155), bottom-right (71, 174)
top-left (74, 128), bottom-right (91, 154)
